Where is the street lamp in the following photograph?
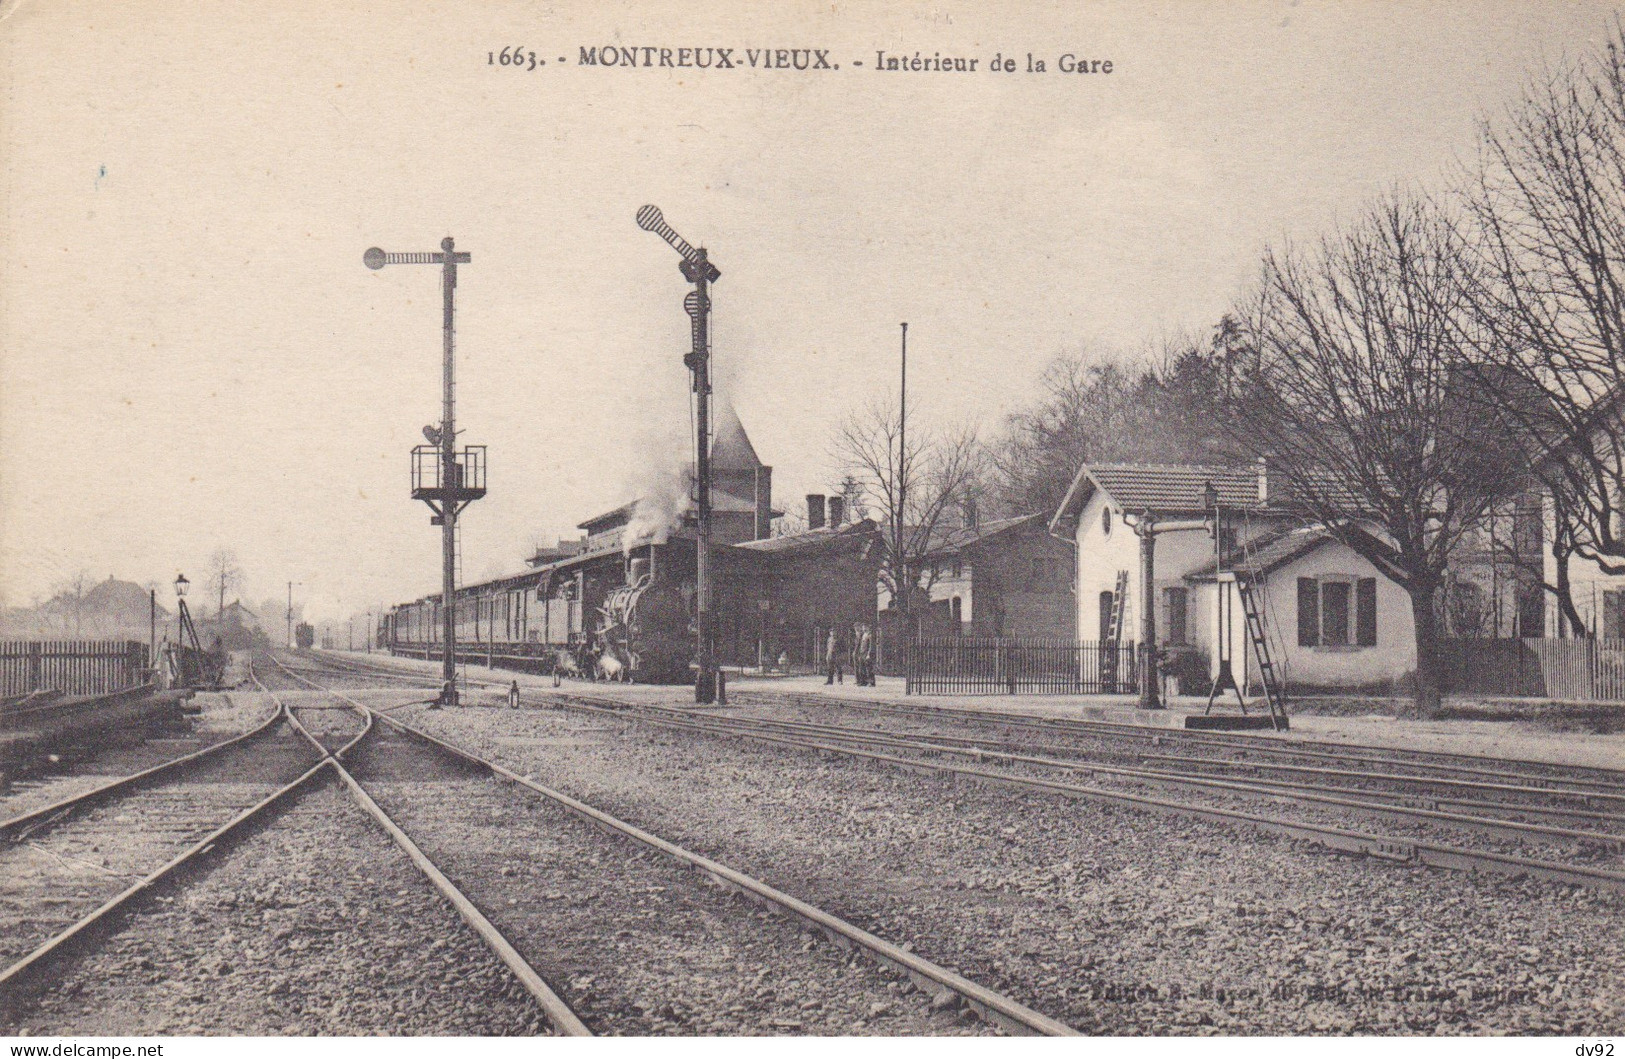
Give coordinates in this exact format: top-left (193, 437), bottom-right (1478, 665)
top-left (636, 205), bottom-right (724, 704)
top-left (174, 573), bottom-right (189, 643)
top-left (172, 573), bottom-right (203, 686)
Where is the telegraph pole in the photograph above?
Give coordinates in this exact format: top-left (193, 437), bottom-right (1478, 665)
top-left (286, 581), bottom-right (301, 650)
top-left (898, 322), bottom-right (909, 641)
top-left (365, 238), bottom-right (484, 707)
top-left (636, 206), bottom-right (723, 704)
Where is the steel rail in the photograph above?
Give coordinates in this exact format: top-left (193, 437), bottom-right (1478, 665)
top-left (746, 691), bottom-right (1625, 791)
top-left (603, 703), bottom-right (1625, 849)
top-left (256, 659), bottom-right (590, 1037)
top-left (1, 700), bottom-right (285, 841)
top-left (0, 708), bottom-right (330, 1013)
top-left (548, 694), bottom-right (1625, 894)
top-left (286, 652), bottom-right (1618, 818)
top-left (268, 656), bottom-right (1077, 1037)
top-left (304, 648), bottom-right (510, 691)
top-left (664, 708), bottom-right (1625, 830)
top-left (679, 705), bottom-right (1625, 813)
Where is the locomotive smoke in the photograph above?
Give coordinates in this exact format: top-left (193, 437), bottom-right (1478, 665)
top-left (624, 462), bottom-right (692, 554)
top-left (622, 415), bottom-right (695, 556)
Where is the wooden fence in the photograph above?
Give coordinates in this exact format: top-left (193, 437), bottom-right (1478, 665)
top-left (907, 636), bottom-right (1140, 696)
top-left (0, 640), bottom-right (150, 697)
top-left (1438, 637), bottom-right (1625, 702)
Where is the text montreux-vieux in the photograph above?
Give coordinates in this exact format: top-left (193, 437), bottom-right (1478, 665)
top-left (577, 47), bottom-right (834, 70)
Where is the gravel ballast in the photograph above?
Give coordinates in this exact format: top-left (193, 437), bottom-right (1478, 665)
top-left (0, 718), bottom-right (319, 968)
top-left (0, 691), bottom-right (277, 822)
top-left (400, 697), bottom-right (1625, 1035)
top-left (352, 717), bottom-right (995, 1035)
top-left (6, 780), bottom-right (549, 1036)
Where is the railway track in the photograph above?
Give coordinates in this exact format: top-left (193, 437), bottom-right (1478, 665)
top-left (301, 652), bottom-right (1625, 866)
top-left (0, 691), bottom-right (329, 1018)
top-left (747, 691), bottom-right (1625, 792)
top-left (518, 691), bottom-right (1625, 893)
top-left (2, 665), bottom-right (587, 1035)
top-left (266, 652), bottom-right (1078, 1035)
top-left (307, 648), bottom-right (1625, 794)
top-left (701, 705), bottom-right (1625, 829)
top-left (248, 658), bottom-right (588, 1035)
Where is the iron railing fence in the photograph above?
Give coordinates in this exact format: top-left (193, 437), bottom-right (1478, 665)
top-left (907, 636), bottom-right (1140, 696)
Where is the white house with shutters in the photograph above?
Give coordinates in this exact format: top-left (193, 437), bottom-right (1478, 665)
top-left (1049, 462), bottom-right (1418, 694)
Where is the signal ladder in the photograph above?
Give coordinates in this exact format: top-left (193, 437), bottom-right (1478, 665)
top-left (1206, 572), bottom-right (1289, 731)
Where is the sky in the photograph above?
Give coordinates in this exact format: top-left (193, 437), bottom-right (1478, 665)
top-left (1, 0), bottom-right (1618, 623)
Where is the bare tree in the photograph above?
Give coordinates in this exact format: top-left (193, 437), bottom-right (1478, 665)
top-left (836, 473), bottom-right (869, 523)
top-left (985, 339), bottom-right (1239, 519)
top-left (832, 399), bottom-right (983, 633)
top-left (58, 569), bottom-right (91, 635)
top-left (206, 548), bottom-right (245, 618)
top-left (1236, 194), bottom-right (1524, 714)
top-left (1457, 29), bottom-right (1625, 624)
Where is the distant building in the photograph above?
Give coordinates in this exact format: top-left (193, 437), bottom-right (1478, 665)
top-left (199, 599), bottom-right (268, 650)
top-left (878, 512), bottom-right (1075, 640)
top-left (732, 518), bottom-right (882, 668)
top-left (0, 575), bottom-right (168, 640)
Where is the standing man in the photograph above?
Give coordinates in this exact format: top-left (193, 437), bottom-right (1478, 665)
top-left (824, 626), bottom-right (844, 685)
top-left (856, 624), bottom-right (875, 686)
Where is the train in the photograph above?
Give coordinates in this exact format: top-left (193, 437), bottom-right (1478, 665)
top-left (382, 409), bottom-right (784, 684)
top-left (381, 537), bottom-right (703, 683)
top-left (381, 409), bottom-right (887, 682)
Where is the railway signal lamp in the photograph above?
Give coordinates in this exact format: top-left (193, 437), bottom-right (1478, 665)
top-left (363, 237), bottom-right (483, 708)
top-left (637, 205), bottom-right (724, 704)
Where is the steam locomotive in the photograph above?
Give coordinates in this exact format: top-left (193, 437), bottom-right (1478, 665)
top-left (381, 530), bottom-right (711, 684)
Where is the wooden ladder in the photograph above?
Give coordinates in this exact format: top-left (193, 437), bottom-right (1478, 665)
top-left (1101, 569), bottom-right (1131, 692)
top-left (1108, 569), bottom-right (1130, 645)
top-left (1234, 578), bottom-right (1289, 731)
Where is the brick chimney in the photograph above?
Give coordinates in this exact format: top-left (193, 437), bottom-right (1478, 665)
top-left (828, 495), bottom-right (845, 528)
top-left (1256, 457), bottom-right (1269, 505)
top-left (754, 466), bottom-right (773, 540)
top-left (806, 493), bottom-right (826, 530)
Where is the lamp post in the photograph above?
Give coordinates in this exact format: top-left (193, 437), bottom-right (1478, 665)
top-left (365, 238), bottom-right (482, 708)
top-left (174, 573), bottom-right (190, 645)
top-left (636, 205), bottom-right (723, 704)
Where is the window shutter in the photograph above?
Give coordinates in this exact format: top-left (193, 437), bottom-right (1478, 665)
top-left (1356, 578), bottom-right (1377, 647)
top-left (1164, 587), bottom-right (1188, 646)
top-left (1297, 578), bottom-right (1320, 647)
top-left (1604, 590), bottom-right (1625, 642)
